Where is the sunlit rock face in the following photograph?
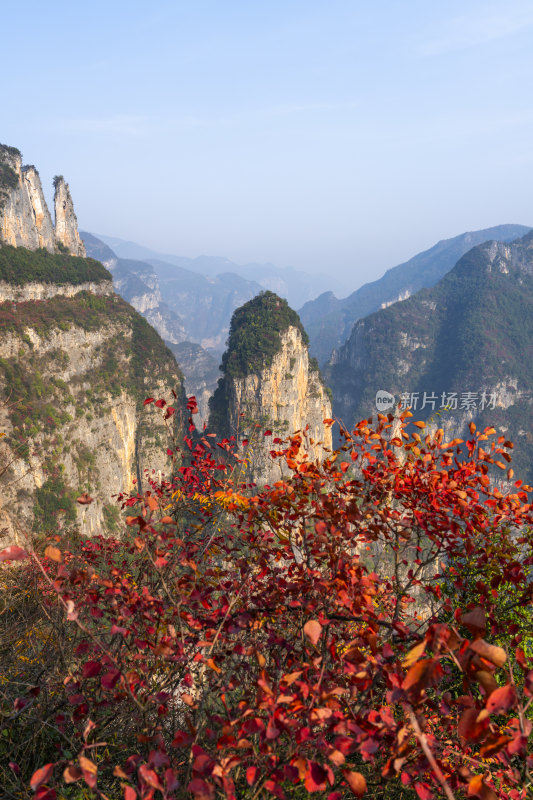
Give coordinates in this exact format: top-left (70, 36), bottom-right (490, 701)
top-left (0, 144), bottom-right (84, 256)
top-left (209, 292), bottom-right (332, 485)
top-left (54, 176), bottom-right (86, 256)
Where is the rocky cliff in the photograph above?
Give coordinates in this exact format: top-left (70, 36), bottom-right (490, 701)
top-left (0, 144), bottom-right (85, 256)
top-left (0, 245), bottom-right (185, 547)
top-left (53, 176), bottom-right (86, 255)
top-left (209, 292), bottom-right (332, 485)
top-left (328, 232), bottom-right (533, 481)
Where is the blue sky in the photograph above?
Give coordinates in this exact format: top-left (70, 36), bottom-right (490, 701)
top-left (2, 0), bottom-right (533, 288)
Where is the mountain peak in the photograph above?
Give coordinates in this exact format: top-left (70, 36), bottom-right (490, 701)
top-left (0, 144), bottom-right (85, 256)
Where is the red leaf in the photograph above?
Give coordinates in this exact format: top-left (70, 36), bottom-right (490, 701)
top-left (139, 764), bottom-right (164, 791)
top-left (31, 764), bottom-right (54, 791)
top-left (343, 770), bottom-right (367, 797)
top-left (155, 399), bottom-right (166, 408)
top-left (124, 787), bottom-right (137, 800)
top-left (101, 670), bottom-right (120, 690)
top-left (304, 619), bottom-right (322, 646)
top-left (143, 398), bottom-right (155, 405)
top-left (0, 545), bottom-right (28, 562)
top-left (264, 429), bottom-right (272, 436)
top-left (82, 661), bottom-right (101, 678)
top-left (187, 778), bottom-right (215, 800)
top-left (486, 684), bottom-right (517, 714)
top-left (35, 790), bottom-right (57, 800)
top-left (246, 766), bottom-right (258, 786)
top-left (305, 761), bottom-right (328, 792)
top-left (414, 783), bottom-right (433, 800)
top-left (461, 607), bottom-right (486, 635)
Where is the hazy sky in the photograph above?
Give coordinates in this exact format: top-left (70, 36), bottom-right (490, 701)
top-left (2, 0), bottom-right (533, 288)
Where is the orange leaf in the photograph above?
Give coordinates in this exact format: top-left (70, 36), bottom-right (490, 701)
top-left (303, 619), bottom-right (323, 646)
top-left (469, 639), bottom-right (506, 668)
top-left (64, 765), bottom-right (82, 783)
top-left (44, 545), bottom-right (62, 563)
top-left (402, 640), bottom-right (426, 668)
top-left (160, 516), bottom-right (174, 524)
top-left (146, 495), bottom-right (158, 511)
top-left (467, 774), bottom-right (497, 800)
top-left (343, 770), bottom-right (367, 796)
top-left (30, 764), bottom-right (54, 791)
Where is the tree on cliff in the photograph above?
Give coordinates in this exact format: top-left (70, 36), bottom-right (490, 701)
top-left (1, 403), bottom-right (533, 800)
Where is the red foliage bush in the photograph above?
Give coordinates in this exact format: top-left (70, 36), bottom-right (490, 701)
top-left (3, 405), bottom-right (533, 799)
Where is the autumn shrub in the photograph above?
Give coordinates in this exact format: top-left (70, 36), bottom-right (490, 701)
top-left (1, 404), bottom-right (533, 800)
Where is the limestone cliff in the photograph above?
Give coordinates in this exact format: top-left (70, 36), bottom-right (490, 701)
top-left (209, 292), bottom-right (332, 485)
top-left (53, 176), bottom-right (86, 256)
top-left (0, 247), bottom-right (185, 546)
top-left (0, 144), bottom-right (84, 255)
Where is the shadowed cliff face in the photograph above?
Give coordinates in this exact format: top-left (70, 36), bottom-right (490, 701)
top-left (328, 233), bottom-right (533, 481)
top-left (0, 145), bottom-right (85, 256)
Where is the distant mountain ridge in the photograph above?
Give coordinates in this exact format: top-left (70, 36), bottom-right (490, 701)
top-left (81, 232), bottom-right (262, 352)
top-left (300, 224), bottom-right (531, 365)
top-left (328, 230), bottom-right (533, 481)
top-left (93, 232), bottom-right (351, 309)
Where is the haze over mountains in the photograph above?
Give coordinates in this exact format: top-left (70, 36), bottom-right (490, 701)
top-left (328, 231), bottom-right (533, 480)
top-left (300, 224), bottom-right (531, 365)
top-left (94, 232), bottom-right (352, 310)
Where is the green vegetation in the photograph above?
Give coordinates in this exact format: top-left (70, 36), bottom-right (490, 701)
top-left (209, 291), bottom-right (332, 436)
top-left (221, 291), bottom-right (308, 379)
top-left (0, 286), bottom-right (184, 531)
top-left (0, 144), bottom-right (19, 213)
top-left (33, 471), bottom-right (77, 533)
top-left (0, 245), bottom-right (110, 285)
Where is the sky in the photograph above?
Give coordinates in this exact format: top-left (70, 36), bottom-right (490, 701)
top-left (2, 0), bottom-right (533, 290)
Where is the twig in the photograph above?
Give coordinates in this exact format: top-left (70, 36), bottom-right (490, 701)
top-left (408, 707), bottom-right (456, 800)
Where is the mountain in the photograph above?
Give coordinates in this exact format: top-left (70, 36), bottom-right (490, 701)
top-left (0, 144), bottom-right (85, 256)
top-left (0, 145), bottom-right (185, 543)
top-left (208, 291), bottom-right (332, 485)
top-left (92, 232), bottom-right (348, 308)
top-left (328, 232), bottom-right (533, 481)
top-left (82, 233), bottom-right (262, 351)
top-left (300, 225), bottom-right (531, 366)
